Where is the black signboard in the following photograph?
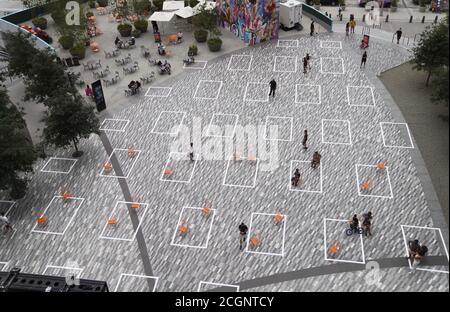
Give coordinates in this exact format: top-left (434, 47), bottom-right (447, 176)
top-left (91, 80), bottom-right (106, 112)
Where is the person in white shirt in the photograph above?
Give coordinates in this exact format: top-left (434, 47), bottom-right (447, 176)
top-left (0, 213), bottom-right (12, 235)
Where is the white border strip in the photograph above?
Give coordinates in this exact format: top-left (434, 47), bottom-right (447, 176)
top-left (227, 54), bottom-right (253, 71)
top-left (193, 80), bottom-right (223, 100)
top-left (355, 164), bottom-right (394, 199)
top-left (43, 265), bottom-right (84, 278)
top-left (347, 85), bottom-right (376, 107)
top-left (223, 157), bottom-right (260, 188)
top-left (263, 116), bottom-right (293, 142)
top-left (289, 160), bottom-right (323, 193)
top-left (276, 39), bottom-right (299, 48)
top-left (243, 82), bottom-right (269, 102)
top-left (98, 148), bottom-right (142, 179)
top-left (198, 281), bottom-right (240, 292)
top-left (160, 152), bottom-right (198, 184)
top-left (183, 60), bottom-right (207, 70)
top-left (115, 274), bottom-right (159, 292)
top-left (294, 84), bottom-right (321, 105)
top-left (150, 111), bottom-right (186, 135)
top-left (205, 113), bottom-right (239, 138)
top-left (40, 157), bottom-right (78, 174)
top-left (99, 118), bottom-right (130, 132)
top-left (145, 86), bottom-right (172, 97)
top-left (273, 56), bottom-right (297, 73)
top-left (0, 200), bottom-right (15, 216)
top-left (320, 57), bottom-right (345, 75)
top-left (380, 122), bottom-right (415, 149)
top-left (321, 119), bottom-right (353, 145)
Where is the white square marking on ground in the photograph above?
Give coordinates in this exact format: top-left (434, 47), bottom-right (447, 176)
top-left (43, 265), bottom-right (84, 278)
top-left (295, 84), bottom-right (321, 105)
top-left (160, 152), bottom-right (198, 184)
top-left (0, 261), bottom-right (9, 272)
top-left (0, 200), bottom-right (15, 217)
top-left (243, 82), bottom-right (269, 102)
top-left (40, 157), bottom-right (78, 174)
top-left (400, 225), bottom-right (449, 274)
top-left (114, 274), bottom-right (159, 292)
top-left (150, 111), bottom-right (186, 135)
top-left (98, 148), bottom-right (142, 179)
top-left (380, 122), bottom-right (414, 149)
top-left (227, 55), bottom-right (253, 71)
top-left (183, 60), bottom-right (207, 70)
top-left (347, 85), bottom-right (376, 107)
top-left (264, 116), bottom-right (293, 142)
top-left (355, 164), bottom-right (394, 199)
top-left (223, 157), bottom-right (259, 188)
top-left (205, 113), bottom-right (239, 138)
top-left (289, 160), bottom-right (323, 193)
top-left (99, 201), bottom-right (149, 242)
top-left (324, 218), bottom-right (366, 264)
top-left (273, 56), bottom-right (297, 73)
top-left (193, 80), bottom-right (223, 100)
top-left (170, 206), bottom-right (216, 249)
top-left (99, 118), bottom-right (130, 132)
top-left (245, 212), bottom-right (287, 257)
top-left (321, 119), bottom-right (353, 145)
top-left (276, 39), bottom-right (299, 48)
top-left (145, 86), bottom-right (172, 97)
top-left (320, 40), bottom-right (342, 49)
top-left (198, 281), bottom-right (240, 292)
top-left (320, 57), bottom-right (345, 75)
top-left (31, 196), bottom-right (85, 235)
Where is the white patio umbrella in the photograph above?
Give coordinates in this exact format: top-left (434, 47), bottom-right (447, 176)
top-left (174, 5), bottom-right (196, 19)
top-left (162, 1), bottom-right (186, 11)
top-left (148, 11), bottom-right (175, 35)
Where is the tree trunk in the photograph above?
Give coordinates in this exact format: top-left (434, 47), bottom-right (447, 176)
top-left (72, 138), bottom-right (83, 157)
top-left (73, 138), bottom-right (78, 153)
top-left (426, 70), bottom-right (432, 87)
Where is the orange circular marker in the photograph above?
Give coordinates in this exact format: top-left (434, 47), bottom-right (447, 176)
top-left (328, 244), bottom-right (340, 255)
top-left (377, 162), bottom-right (386, 170)
top-left (127, 145), bottom-right (136, 157)
top-left (250, 235), bottom-right (261, 247)
top-left (37, 215), bottom-right (47, 224)
top-left (103, 162), bottom-right (113, 172)
top-left (131, 202), bottom-right (140, 209)
top-left (62, 191), bottom-right (71, 200)
top-left (179, 224), bottom-right (189, 235)
top-left (361, 180), bottom-right (371, 191)
top-left (107, 217), bottom-right (117, 225)
top-left (274, 212), bottom-right (284, 224)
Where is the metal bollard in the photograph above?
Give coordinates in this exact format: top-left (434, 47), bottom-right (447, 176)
top-left (434, 16), bottom-right (438, 24)
top-left (340, 14), bottom-right (343, 21)
top-left (422, 16), bottom-right (425, 23)
top-left (362, 14), bottom-right (366, 22)
top-left (409, 15), bottom-right (413, 23)
top-left (385, 14), bottom-right (389, 22)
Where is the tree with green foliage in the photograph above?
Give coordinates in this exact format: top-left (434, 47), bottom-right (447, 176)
top-left (411, 16), bottom-right (449, 86)
top-left (1, 31), bottom-right (76, 102)
top-left (192, 3), bottom-right (221, 38)
top-left (42, 87), bottom-right (100, 157)
top-left (49, 0), bottom-right (88, 45)
top-left (0, 85), bottom-right (37, 199)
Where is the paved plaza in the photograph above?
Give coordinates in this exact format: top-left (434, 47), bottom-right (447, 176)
top-left (0, 29), bottom-right (449, 292)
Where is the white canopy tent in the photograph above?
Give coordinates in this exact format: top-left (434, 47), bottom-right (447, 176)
top-left (162, 1), bottom-right (186, 11)
top-left (174, 5), bottom-right (195, 19)
top-left (148, 11), bottom-right (175, 35)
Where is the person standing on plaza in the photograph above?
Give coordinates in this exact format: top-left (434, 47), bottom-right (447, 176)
top-left (345, 22), bottom-right (350, 37)
top-left (306, 53), bottom-right (311, 70)
top-left (361, 51), bottom-right (368, 68)
top-left (311, 151), bottom-right (322, 169)
top-left (291, 169), bottom-right (301, 187)
top-left (410, 245), bottom-right (428, 273)
top-left (395, 28), bottom-right (403, 44)
top-left (239, 222), bottom-right (249, 251)
top-left (0, 213), bottom-right (12, 235)
top-left (408, 239), bottom-right (421, 262)
top-left (302, 130), bottom-right (308, 150)
top-left (350, 18), bottom-right (356, 34)
top-left (310, 20), bottom-right (315, 36)
top-left (84, 85), bottom-right (93, 98)
top-left (269, 79), bottom-right (277, 98)
top-left (303, 57), bottom-right (308, 74)
top-left (188, 142), bottom-right (194, 162)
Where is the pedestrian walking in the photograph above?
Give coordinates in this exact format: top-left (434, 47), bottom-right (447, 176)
top-left (311, 151), bottom-right (322, 169)
top-left (84, 85), bottom-right (93, 98)
top-left (269, 79), bottom-right (277, 98)
top-left (306, 53), bottom-right (311, 70)
top-left (188, 142), bottom-right (194, 162)
top-left (310, 21), bottom-right (315, 36)
top-left (291, 169), bottom-right (301, 187)
top-left (349, 214), bottom-right (359, 233)
top-left (303, 57), bottom-right (308, 74)
top-left (239, 222), bottom-right (248, 251)
top-left (0, 213), bottom-right (12, 235)
top-left (345, 22), bottom-right (350, 37)
top-left (361, 51), bottom-right (367, 68)
top-left (395, 28), bottom-right (402, 44)
top-left (362, 218), bottom-right (372, 236)
top-left (408, 239), bottom-right (421, 262)
top-left (302, 130), bottom-right (308, 150)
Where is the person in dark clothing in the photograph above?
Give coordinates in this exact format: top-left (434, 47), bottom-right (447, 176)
top-left (395, 28), bottom-right (402, 44)
top-left (350, 214), bottom-right (359, 233)
top-left (310, 21), bottom-right (315, 36)
top-left (239, 222), bottom-right (249, 250)
top-left (269, 79), bottom-right (276, 97)
top-left (115, 36), bottom-right (120, 45)
top-left (302, 130), bottom-right (308, 150)
top-left (361, 51), bottom-right (367, 68)
top-left (189, 142), bottom-right (194, 161)
top-left (291, 169), bottom-right (301, 187)
top-left (303, 57), bottom-right (308, 74)
top-left (311, 151), bottom-right (321, 169)
top-left (345, 22), bottom-right (350, 36)
top-left (306, 53), bottom-right (311, 70)
top-left (408, 239), bottom-right (421, 262)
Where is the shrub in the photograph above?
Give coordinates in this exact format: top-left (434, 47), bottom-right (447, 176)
top-left (153, 0), bottom-right (164, 11)
top-left (132, 29), bottom-right (141, 38)
top-left (88, 0), bottom-right (96, 8)
top-left (207, 37), bottom-right (222, 52)
top-left (97, 0), bottom-right (108, 7)
top-left (189, 0), bottom-right (199, 7)
top-left (133, 0), bottom-right (152, 14)
top-left (58, 35), bottom-right (75, 49)
top-left (69, 44), bottom-right (86, 59)
top-left (32, 17), bottom-right (47, 29)
top-left (118, 23), bottom-right (133, 37)
top-left (194, 29), bottom-right (208, 42)
top-left (391, 0), bottom-right (397, 6)
top-left (86, 11), bottom-right (94, 18)
top-left (188, 44), bottom-right (198, 56)
top-left (134, 19), bottom-right (148, 33)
